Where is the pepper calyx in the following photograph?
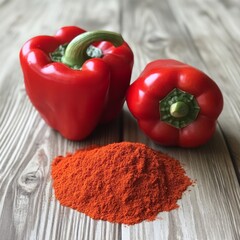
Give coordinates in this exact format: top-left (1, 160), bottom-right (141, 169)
top-left (50, 30), bottom-right (124, 70)
top-left (159, 88), bottom-right (200, 128)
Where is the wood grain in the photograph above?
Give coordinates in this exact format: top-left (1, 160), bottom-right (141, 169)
top-left (0, 0), bottom-right (240, 239)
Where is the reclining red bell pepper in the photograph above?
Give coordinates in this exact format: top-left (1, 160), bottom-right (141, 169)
top-left (20, 26), bottom-right (133, 140)
top-left (127, 59), bottom-right (223, 147)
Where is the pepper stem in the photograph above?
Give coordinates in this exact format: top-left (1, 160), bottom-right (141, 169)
top-left (170, 101), bottom-right (189, 118)
top-left (62, 30), bottom-right (124, 68)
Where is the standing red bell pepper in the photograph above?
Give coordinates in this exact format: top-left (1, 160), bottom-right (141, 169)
top-left (20, 26), bottom-right (133, 140)
top-left (126, 59), bottom-right (223, 147)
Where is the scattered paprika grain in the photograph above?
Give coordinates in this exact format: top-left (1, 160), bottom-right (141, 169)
top-left (51, 142), bottom-right (192, 225)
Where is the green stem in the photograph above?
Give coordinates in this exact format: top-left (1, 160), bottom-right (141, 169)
top-left (61, 30), bottom-right (124, 68)
top-left (170, 101), bottom-right (189, 118)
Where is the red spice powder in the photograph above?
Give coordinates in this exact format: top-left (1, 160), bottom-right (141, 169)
top-left (51, 142), bottom-right (192, 225)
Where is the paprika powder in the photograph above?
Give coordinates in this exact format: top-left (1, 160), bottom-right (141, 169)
top-left (51, 142), bottom-right (192, 225)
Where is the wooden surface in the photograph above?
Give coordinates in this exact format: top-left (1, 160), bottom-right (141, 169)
top-left (0, 0), bottom-right (240, 239)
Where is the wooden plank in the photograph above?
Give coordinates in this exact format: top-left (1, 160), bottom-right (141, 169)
top-left (121, 0), bottom-right (240, 239)
top-left (167, 0), bottom-right (240, 177)
top-left (0, 0), bottom-right (122, 239)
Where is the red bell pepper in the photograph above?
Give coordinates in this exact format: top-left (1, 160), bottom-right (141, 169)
top-left (126, 59), bottom-right (223, 147)
top-left (20, 26), bottom-right (133, 140)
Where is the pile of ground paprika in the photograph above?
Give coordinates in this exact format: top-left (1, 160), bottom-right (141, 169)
top-left (51, 142), bottom-right (192, 225)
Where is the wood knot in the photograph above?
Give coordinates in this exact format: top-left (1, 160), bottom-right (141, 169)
top-left (18, 171), bottom-right (40, 194)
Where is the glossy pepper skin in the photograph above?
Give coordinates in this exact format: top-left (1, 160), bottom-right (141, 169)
top-left (127, 59), bottom-right (223, 148)
top-left (20, 26), bottom-right (133, 140)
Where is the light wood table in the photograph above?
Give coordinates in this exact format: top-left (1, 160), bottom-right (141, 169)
top-left (1, 0), bottom-right (239, 239)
